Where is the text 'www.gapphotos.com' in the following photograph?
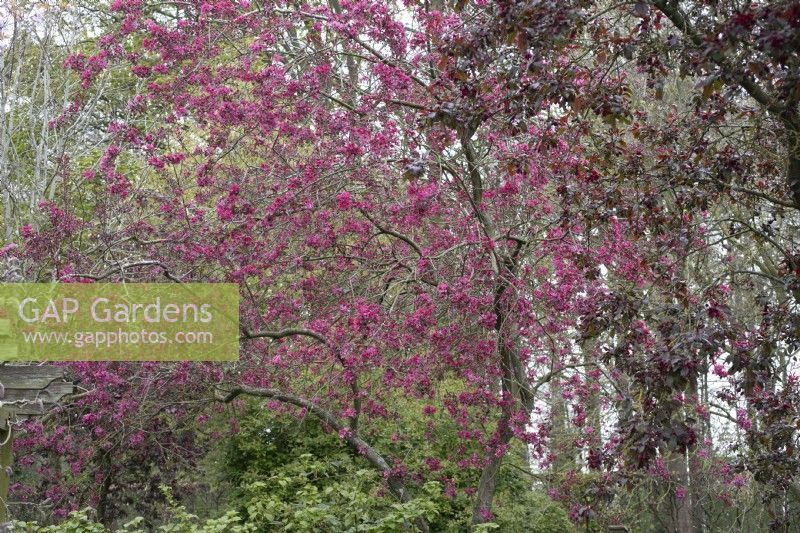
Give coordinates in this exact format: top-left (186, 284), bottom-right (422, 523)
top-left (20, 329), bottom-right (214, 348)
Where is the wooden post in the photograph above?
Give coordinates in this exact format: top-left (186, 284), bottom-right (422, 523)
top-left (0, 418), bottom-right (11, 523)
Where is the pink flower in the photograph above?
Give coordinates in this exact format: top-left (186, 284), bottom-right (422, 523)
top-left (424, 457), bottom-right (441, 471)
top-left (336, 190), bottom-right (353, 210)
top-left (731, 474), bottom-right (747, 488)
top-left (129, 432), bottom-right (145, 447)
top-left (736, 408), bottom-right (752, 430)
top-left (131, 65), bottom-right (151, 78)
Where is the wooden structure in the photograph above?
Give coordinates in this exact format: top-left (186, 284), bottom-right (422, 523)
top-left (0, 365), bottom-right (75, 521)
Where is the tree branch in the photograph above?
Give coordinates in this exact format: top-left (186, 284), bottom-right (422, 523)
top-left (70, 261), bottom-right (183, 282)
top-left (650, 0), bottom-right (780, 115)
top-left (359, 209), bottom-right (423, 257)
top-left (240, 327), bottom-right (328, 345)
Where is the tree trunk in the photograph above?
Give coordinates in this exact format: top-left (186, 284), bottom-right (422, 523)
top-left (786, 125), bottom-right (800, 209)
top-left (471, 415), bottom-right (513, 524)
top-left (471, 262), bottom-right (533, 524)
top-left (665, 449), bottom-right (694, 533)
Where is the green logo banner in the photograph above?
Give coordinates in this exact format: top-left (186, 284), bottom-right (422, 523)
top-left (0, 284), bottom-right (239, 361)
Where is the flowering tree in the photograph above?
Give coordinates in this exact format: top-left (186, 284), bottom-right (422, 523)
top-left (7, 0), bottom-right (800, 531)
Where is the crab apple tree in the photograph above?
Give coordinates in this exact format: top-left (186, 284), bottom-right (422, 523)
top-left (7, 0), bottom-right (800, 530)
